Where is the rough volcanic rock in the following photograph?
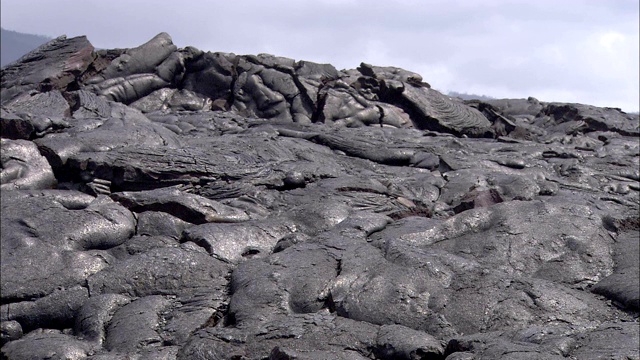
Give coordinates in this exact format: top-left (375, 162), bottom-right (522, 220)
top-left (540, 102), bottom-right (639, 137)
top-left (0, 330), bottom-right (98, 360)
top-left (0, 35), bottom-right (95, 105)
top-left (111, 187), bottom-right (250, 224)
top-left (592, 229), bottom-right (640, 311)
top-left (87, 245), bottom-right (230, 299)
top-left (182, 218), bottom-right (296, 263)
top-left (0, 91), bottom-right (71, 139)
top-left (1, 32), bottom-right (638, 359)
top-left (1, 138), bottom-right (56, 190)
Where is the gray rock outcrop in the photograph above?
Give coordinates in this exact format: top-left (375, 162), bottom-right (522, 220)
top-left (1, 32), bottom-right (638, 360)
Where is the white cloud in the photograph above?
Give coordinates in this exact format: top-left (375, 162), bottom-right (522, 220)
top-left (1, 0), bottom-right (638, 112)
top-left (597, 31), bottom-right (626, 52)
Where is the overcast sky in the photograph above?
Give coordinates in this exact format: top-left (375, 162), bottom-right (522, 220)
top-left (2, 0), bottom-right (639, 112)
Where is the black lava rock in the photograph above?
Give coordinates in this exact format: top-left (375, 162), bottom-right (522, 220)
top-left (1, 32), bottom-right (638, 360)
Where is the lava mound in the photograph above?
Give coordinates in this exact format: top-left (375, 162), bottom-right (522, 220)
top-left (1, 32), bottom-right (638, 360)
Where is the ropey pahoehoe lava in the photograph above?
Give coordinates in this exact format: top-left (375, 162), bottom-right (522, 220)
top-left (1, 32), bottom-right (638, 359)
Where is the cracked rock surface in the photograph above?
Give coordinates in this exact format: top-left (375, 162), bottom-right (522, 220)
top-left (1, 33), bottom-right (638, 359)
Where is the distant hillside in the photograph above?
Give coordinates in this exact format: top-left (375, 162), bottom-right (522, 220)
top-left (448, 91), bottom-right (496, 101)
top-left (1, 28), bottom-right (53, 67)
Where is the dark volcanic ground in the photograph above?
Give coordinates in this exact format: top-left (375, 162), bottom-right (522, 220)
top-left (1, 33), bottom-right (638, 360)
